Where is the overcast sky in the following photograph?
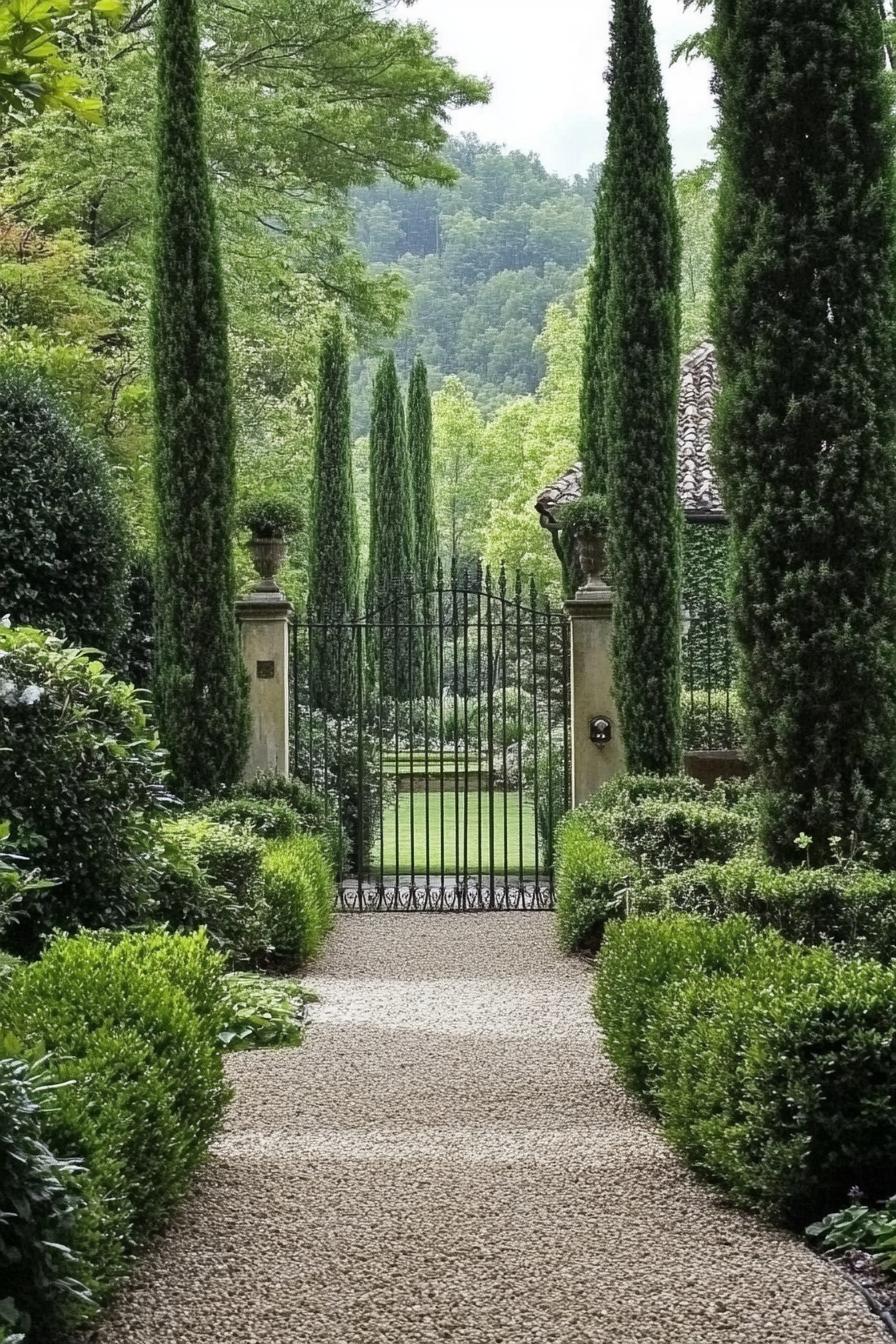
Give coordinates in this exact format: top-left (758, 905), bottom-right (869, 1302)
top-left (410, 0), bottom-right (716, 179)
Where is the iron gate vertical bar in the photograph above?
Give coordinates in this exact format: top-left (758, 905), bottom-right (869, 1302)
top-left (355, 617), bottom-right (365, 912)
top-left (545, 595), bottom-right (555, 900)
top-left (500, 566), bottom-right (509, 903)
top-left (461, 566), bottom-right (470, 910)
top-left (439, 559), bottom-right (447, 902)
top-left (485, 567), bottom-right (495, 910)
top-left (476, 570), bottom-right (484, 908)
top-left (515, 573), bottom-right (524, 893)
top-left (392, 587), bottom-right (400, 906)
top-left (377, 600), bottom-right (385, 907)
top-left (423, 580), bottom-right (432, 905)
top-left (529, 578), bottom-right (541, 903)
top-left (407, 574), bottom-right (416, 907)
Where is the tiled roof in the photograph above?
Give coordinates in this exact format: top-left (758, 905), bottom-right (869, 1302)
top-left (535, 341), bottom-right (725, 525)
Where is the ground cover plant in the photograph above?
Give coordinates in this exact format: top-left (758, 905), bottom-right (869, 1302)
top-left (220, 973), bottom-right (314, 1051)
top-left (595, 914), bottom-right (896, 1224)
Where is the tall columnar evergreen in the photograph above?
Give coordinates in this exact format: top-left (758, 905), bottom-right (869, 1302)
top-left (579, 182), bottom-right (610, 498)
top-left (712, 0), bottom-right (896, 862)
top-left (367, 353), bottom-right (417, 698)
top-left (150, 0), bottom-right (246, 792)
top-left (407, 356), bottom-right (438, 693)
top-left (601, 0), bottom-right (682, 773)
top-left (308, 318), bottom-right (360, 717)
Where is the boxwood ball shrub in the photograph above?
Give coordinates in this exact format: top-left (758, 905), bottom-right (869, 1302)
top-left (0, 366), bottom-right (128, 656)
top-left (243, 770), bottom-right (349, 872)
top-left (156, 817), bottom-right (269, 963)
top-left (636, 855), bottom-right (896, 962)
top-left (3, 931), bottom-right (229, 1310)
top-left (263, 835), bottom-right (334, 965)
top-left (597, 915), bottom-right (896, 1223)
top-left (0, 1052), bottom-right (88, 1340)
top-left (0, 628), bottom-right (169, 955)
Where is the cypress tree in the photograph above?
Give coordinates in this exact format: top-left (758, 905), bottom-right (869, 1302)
top-left (366, 353), bottom-right (416, 698)
top-left (579, 182), bottom-right (610, 498)
top-left (712, 0), bottom-right (896, 862)
top-left (308, 317), bottom-right (360, 717)
top-left (150, 0), bottom-right (247, 792)
top-left (602, 0), bottom-right (682, 773)
top-left (407, 356), bottom-right (438, 693)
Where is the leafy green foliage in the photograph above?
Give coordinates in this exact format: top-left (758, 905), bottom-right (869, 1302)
top-left (712, 0), bottom-right (896, 862)
top-left (220, 972), bottom-right (311, 1051)
top-left (262, 835), bottom-right (333, 966)
top-left (808, 1196), bottom-right (896, 1271)
top-left (151, 0), bottom-right (247, 794)
top-left (0, 1050), bottom-right (88, 1340)
top-left (3, 930), bottom-right (229, 1310)
top-left (239, 772), bottom-right (348, 874)
top-left (0, 0), bottom-right (124, 129)
top-left (595, 799), bottom-right (756, 879)
top-left (156, 817), bottom-right (269, 964)
top-left (597, 915), bottom-right (896, 1222)
top-left (0, 627), bottom-right (168, 956)
top-left (0, 366), bottom-right (128, 656)
top-left (600, 0), bottom-right (682, 773)
top-left (236, 493), bottom-right (303, 539)
top-left (200, 797), bottom-right (299, 841)
top-left (554, 819), bottom-right (636, 953)
top-left (308, 318), bottom-right (360, 717)
top-left (637, 853), bottom-right (896, 962)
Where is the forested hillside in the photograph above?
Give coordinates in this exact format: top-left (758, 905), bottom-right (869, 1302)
top-left (349, 136), bottom-right (596, 428)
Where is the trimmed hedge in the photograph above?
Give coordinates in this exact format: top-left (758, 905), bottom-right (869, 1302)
top-left (200, 796), bottom-right (299, 840)
top-left (636, 855), bottom-right (896, 963)
top-left (0, 628), bottom-right (169, 956)
top-left (554, 817), bottom-right (637, 953)
top-left (1, 931), bottom-right (229, 1329)
top-left (553, 777), bottom-right (757, 950)
top-left (263, 835), bottom-right (334, 965)
top-left (156, 817), bottom-right (269, 963)
top-left (595, 799), bottom-right (756, 879)
top-left (240, 772), bottom-right (346, 872)
top-left (596, 915), bottom-right (896, 1223)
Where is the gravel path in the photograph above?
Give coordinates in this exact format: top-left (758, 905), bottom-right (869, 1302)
top-left (91, 915), bottom-right (884, 1343)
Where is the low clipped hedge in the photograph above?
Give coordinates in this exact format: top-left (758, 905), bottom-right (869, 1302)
top-left (553, 776), bottom-right (757, 951)
top-left (263, 835), bottom-right (334, 965)
top-left (555, 818), bottom-right (637, 953)
top-left (636, 856), bottom-right (896, 962)
top-left (200, 796), bottom-right (300, 841)
top-left (596, 915), bottom-right (896, 1223)
top-left (156, 817), bottom-right (270, 963)
top-left (240, 773), bottom-right (346, 873)
top-left (1, 931), bottom-right (229, 1333)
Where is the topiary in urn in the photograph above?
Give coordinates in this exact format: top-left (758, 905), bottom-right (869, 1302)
top-left (558, 493), bottom-right (609, 593)
top-left (237, 494), bottom-right (303, 587)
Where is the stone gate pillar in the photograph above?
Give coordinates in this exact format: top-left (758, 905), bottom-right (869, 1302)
top-left (236, 583), bottom-right (294, 781)
top-left (565, 581), bottom-right (625, 807)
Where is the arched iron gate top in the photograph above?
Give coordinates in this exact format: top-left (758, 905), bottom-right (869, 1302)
top-left (290, 562), bottom-right (571, 912)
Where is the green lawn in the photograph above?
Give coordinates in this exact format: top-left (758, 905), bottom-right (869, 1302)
top-left (373, 789), bottom-right (540, 876)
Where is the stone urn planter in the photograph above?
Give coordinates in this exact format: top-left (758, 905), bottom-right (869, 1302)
top-left (237, 494), bottom-right (302, 594)
top-left (559, 494), bottom-right (610, 595)
top-left (248, 535), bottom-right (288, 586)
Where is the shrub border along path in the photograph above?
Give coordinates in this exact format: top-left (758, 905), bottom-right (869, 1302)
top-left (85, 916), bottom-right (884, 1343)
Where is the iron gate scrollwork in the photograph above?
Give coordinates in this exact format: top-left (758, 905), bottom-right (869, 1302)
top-left (291, 561), bottom-right (570, 911)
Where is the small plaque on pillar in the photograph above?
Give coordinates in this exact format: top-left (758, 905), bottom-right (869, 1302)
top-left (256, 660), bottom-right (276, 680)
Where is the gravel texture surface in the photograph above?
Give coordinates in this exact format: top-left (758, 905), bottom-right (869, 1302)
top-left (88, 915), bottom-right (884, 1343)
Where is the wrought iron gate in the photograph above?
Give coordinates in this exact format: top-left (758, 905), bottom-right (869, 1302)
top-left (291, 562), bottom-right (570, 911)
